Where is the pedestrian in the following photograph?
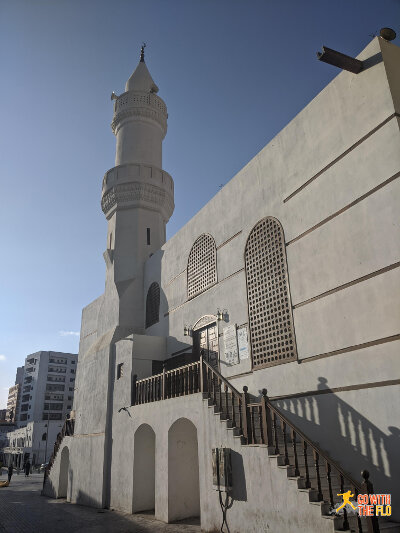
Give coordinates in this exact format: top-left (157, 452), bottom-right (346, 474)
top-left (8, 464), bottom-right (13, 484)
top-left (24, 460), bottom-right (30, 477)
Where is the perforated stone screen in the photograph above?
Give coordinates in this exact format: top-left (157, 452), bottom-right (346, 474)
top-left (245, 217), bottom-right (297, 369)
top-left (187, 234), bottom-right (217, 299)
top-left (145, 282), bottom-right (160, 328)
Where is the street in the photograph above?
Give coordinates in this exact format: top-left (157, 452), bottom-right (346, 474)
top-left (0, 473), bottom-right (201, 533)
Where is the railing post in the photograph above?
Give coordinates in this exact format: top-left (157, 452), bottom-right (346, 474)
top-left (261, 388), bottom-right (273, 448)
top-left (162, 364), bottom-right (166, 400)
top-left (241, 386), bottom-right (251, 444)
top-left (361, 470), bottom-right (380, 533)
top-left (200, 351), bottom-right (206, 394)
top-left (131, 374), bottom-right (137, 406)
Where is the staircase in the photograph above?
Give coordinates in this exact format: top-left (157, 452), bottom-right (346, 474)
top-left (43, 417), bottom-right (74, 483)
top-left (135, 357), bottom-right (400, 533)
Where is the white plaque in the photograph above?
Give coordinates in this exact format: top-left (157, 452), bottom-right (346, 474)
top-left (223, 325), bottom-right (239, 365)
top-left (237, 326), bottom-right (250, 360)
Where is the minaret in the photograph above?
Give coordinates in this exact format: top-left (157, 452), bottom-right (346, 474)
top-left (100, 45), bottom-right (174, 333)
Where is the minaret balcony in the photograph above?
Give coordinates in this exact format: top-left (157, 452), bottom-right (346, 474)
top-left (101, 163), bottom-right (174, 221)
top-left (111, 91), bottom-right (167, 136)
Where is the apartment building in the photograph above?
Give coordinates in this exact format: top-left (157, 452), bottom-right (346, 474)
top-left (19, 351), bottom-right (77, 426)
top-left (6, 366), bottom-right (23, 423)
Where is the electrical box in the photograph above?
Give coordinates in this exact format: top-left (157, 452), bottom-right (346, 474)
top-left (212, 447), bottom-right (232, 491)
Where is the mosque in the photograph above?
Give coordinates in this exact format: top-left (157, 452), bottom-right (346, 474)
top-left (43, 34), bottom-right (400, 533)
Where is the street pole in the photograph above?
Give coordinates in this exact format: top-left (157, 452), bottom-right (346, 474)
top-left (44, 411), bottom-right (50, 463)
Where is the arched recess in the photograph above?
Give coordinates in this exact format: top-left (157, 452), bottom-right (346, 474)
top-left (145, 282), bottom-right (160, 328)
top-left (187, 234), bottom-right (217, 299)
top-left (245, 216), bottom-right (297, 369)
top-left (133, 424), bottom-right (156, 513)
top-left (58, 446), bottom-right (69, 499)
top-left (168, 418), bottom-right (200, 522)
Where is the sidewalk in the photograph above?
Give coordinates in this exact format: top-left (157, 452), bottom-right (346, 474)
top-left (0, 473), bottom-right (201, 532)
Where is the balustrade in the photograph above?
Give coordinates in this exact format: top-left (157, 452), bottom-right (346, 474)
top-left (132, 356), bottom-right (377, 533)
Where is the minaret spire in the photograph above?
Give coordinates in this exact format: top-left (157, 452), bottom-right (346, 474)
top-left (140, 42), bottom-right (146, 62)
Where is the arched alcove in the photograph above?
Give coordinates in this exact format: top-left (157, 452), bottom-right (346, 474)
top-left (58, 446), bottom-right (69, 498)
top-left (133, 424), bottom-right (156, 513)
top-left (168, 418), bottom-right (200, 521)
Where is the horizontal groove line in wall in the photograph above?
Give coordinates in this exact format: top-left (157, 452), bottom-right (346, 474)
top-left (270, 378), bottom-right (400, 401)
top-left (283, 113), bottom-right (399, 203)
top-left (165, 269), bottom-right (186, 287)
top-left (287, 170), bottom-right (400, 246)
top-left (73, 432), bottom-right (105, 438)
top-left (218, 268), bottom-right (244, 284)
top-left (293, 261), bottom-right (400, 309)
top-left (298, 334), bottom-right (400, 364)
top-left (217, 230), bottom-right (242, 250)
top-left (165, 269), bottom-right (244, 316)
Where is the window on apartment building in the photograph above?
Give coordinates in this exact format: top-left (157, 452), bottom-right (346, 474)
top-left (70, 378), bottom-right (75, 382)
top-left (43, 413), bottom-right (62, 420)
top-left (145, 282), bottom-right (160, 328)
top-left (67, 405), bottom-right (71, 409)
top-left (117, 363), bottom-right (124, 380)
top-left (70, 369), bottom-right (75, 374)
top-left (187, 234), bottom-right (217, 299)
top-left (245, 217), bottom-right (297, 370)
top-left (71, 360), bottom-right (75, 364)
top-left (69, 387), bottom-right (74, 392)
top-left (42, 433), bottom-right (47, 441)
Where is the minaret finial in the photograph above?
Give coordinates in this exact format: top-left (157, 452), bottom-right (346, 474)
top-left (140, 42), bottom-right (146, 62)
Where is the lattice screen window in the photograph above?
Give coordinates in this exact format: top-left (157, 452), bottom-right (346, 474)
top-left (187, 234), bottom-right (217, 299)
top-left (245, 217), bottom-right (297, 369)
top-left (145, 282), bottom-right (160, 328)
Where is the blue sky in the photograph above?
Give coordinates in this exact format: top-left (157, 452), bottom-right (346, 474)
top-left (0, 0), bottom-right (399, 408)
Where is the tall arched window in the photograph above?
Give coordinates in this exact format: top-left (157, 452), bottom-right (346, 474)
top-left (187, 234), bottom-right (217, 299)
top-left (145, 282), bottom-right (160, 328)
top-left (245, 217), bottom-right (297, 369)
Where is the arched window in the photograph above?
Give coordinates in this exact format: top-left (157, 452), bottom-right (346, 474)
top-left (145, 282), bottom-right (160, 328)
top-left (187, 234), bottom-right (217, 299)
top-left (245, 217), bottom-right (297, 369)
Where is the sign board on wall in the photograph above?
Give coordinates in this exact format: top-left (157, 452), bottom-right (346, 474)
top-left (223, 325), bottom-right (239, 365)
top-left (237, 325), bottom-right (250, 360)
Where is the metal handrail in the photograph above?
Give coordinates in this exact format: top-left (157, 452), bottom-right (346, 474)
top-left (202, 359), bottom-right (242, 399)
top-left (266, 398), bottom-right (361, 491)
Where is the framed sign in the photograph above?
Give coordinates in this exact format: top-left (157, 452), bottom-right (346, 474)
top-left (223, 324), bottom-right (239, 365)
top-left (237, 325), bottom-right (250, 360)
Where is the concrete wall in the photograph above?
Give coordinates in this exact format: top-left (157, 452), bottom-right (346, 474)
top-left (107, 394), bottom-right (337, 532)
